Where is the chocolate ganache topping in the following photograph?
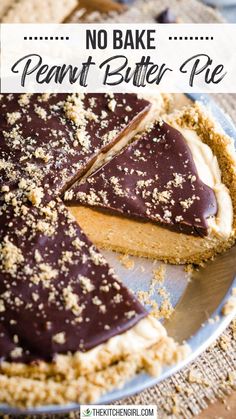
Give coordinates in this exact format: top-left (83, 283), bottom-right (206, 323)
top-left (0, 198), bottom-right (146, 363)
top-left (0, 93), bottom-right (150, 198)
top-left (66, 121), bottom-right (218, 236)
top-left (0, 93), bottom-right (151, 364)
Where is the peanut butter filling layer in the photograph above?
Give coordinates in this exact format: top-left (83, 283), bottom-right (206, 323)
top-left (0, 93), bottom-right (186, 407)
top-left (66, 103), bottom-right (236, 264)
top-left (0, 315), bottom-right (188, 407)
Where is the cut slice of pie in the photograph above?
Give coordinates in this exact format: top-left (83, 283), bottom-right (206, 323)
top-left (0, 93), bottom-right (183, 408)
top-left (0, 194), bottom-right (186, 407)
top-left (65, 103), bottom-right (236, 264)
top-left (0, 93), bottom-right (166, 199)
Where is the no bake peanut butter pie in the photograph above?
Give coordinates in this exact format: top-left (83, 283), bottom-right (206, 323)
top-left (66, 103), bottom-right (236, 264)
top-left (0, 198), bottom-right (186, 407)
top-left (0, 93), bottom-right (188, 408)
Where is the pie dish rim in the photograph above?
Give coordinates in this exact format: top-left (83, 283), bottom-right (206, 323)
top-left (0, 93), bottom-right (236, 414)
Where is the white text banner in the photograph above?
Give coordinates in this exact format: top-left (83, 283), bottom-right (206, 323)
top-left (1, 23), bottom-right (236, 93)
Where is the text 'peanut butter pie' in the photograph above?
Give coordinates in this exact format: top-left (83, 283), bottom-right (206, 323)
top-left (0, 93), bottom-right (188, 408)
top-left (66, 103), bottom-right (236, 265)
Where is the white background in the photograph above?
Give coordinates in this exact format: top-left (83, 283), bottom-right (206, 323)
top-left (1, 23), bottom-right (236, 93)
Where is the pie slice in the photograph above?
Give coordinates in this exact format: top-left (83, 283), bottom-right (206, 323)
top-left (65, 103), bottom-right (236, 264)
top-left (0, 93), bottom-right (184, 407)
top-left (0, 194), bottom-right (186, 407)
top-left (0, 93), bottom-right (157, 199)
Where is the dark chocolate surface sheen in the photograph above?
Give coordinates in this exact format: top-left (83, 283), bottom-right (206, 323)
top-left (0, 199), bottom-right (147, 363)
top-left (0, 93), bottom-right (150, 198)
top-left (0, 93), bottom-right (150, 363)
top-left (67, 121), bottom-right (218, 236)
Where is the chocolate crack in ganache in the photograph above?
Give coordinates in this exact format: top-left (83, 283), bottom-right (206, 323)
top-left (66, 122), bottom-right (218, 236)
top-left (0, 93), bottom-right (150, 200)
top-left (0, 198), bottom-right (146, 363)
